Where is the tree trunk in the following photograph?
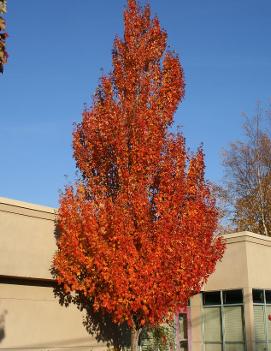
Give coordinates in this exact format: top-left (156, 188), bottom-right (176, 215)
top-left (131, 321), bottom-right (140, 351)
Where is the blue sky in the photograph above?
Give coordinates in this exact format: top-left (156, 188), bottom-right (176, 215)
top-left (1, 0), bottom-right (271, 208)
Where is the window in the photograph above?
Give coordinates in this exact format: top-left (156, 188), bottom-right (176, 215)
top-left (253, 289), bottom-right (271, 350)
top-left (202, 290), bottom-right (245, 351)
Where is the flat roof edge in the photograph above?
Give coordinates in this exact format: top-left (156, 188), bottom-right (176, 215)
top-left (223, 231), bottom-right (271, 244)
top-left (0, 196), bottom-right (57, 215)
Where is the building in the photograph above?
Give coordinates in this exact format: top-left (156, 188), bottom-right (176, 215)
top-left (0, 197), bottom-right (106, 350)
top-left (0, 197), bottom-right (271, 351)
top-left (189, 231), bottom-right (271, 351)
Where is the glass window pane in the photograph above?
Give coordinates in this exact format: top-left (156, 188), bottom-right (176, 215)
top-left (203, 291), bottom-right (221, 305)
top-left (224, 306), bottom-right (244, 342)
top-left (254, 306), bottom-right (267, 341)
top-left (255, 343), bottom-right (268, 351)
top-left (253, 289), bottom-right (265, 304)
top-left (224, 344), bottom-right (245, 351)
top-left (223, 290), bottom-right (243, 304)
top-left (205, 344), bottom-right (222, 351)
top-left (266, 306), bottom-right (271, 341)
top-left (203, 307), bottom-right (222, 342)
top-left (266, 291), bottom-right (271, 304)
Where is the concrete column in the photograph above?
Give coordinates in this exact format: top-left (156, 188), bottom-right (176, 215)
top-left (243, 287), bottom-right (254, 351)
top-left (190, 294), bottom-right (203, 351)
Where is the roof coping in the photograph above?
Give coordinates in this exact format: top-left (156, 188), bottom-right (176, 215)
top-left (0, 196), bottom-right (56, 215)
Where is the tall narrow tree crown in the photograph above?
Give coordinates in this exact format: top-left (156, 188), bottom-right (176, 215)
top-left (54, 0), bottom-right (224, 330)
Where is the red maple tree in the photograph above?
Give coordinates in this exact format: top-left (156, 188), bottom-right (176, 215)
top-left (53, 1), bottom-right (224, 349)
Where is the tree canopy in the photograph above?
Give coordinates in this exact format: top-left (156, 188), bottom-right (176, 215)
top-left (222, 103), bottom-right (271, 236)
top-left (53, 1), bottom-right (224, 349)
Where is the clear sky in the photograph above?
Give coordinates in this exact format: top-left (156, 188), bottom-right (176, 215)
top-left (1, 0), bottom-right (271, 208)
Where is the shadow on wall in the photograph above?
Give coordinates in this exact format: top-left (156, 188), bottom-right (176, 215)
top-left (0, 310), bottom-right (7, 343)
top-left (53, 284), bottom-right (131, 351)
top-left (53, 222), bottom-right (131, 350)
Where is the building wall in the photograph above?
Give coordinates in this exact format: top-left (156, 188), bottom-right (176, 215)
top-left (0, 197), bottom-right (56, 280)
top-left (0, 283), bottom-right (104, 351)
top-left (245, 233), bottom-right (271, 289)
top-left (0, 197), bottom-right (107, 350)
top-left (203, 234), bottom-right (249, 291)
top-left (204, 231), bottom-right (271, 292)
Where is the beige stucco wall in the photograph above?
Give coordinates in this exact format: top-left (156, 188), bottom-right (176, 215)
top-left (0, 283), bottom-right (104, 351)
top-left (203, 233), bottom-right (249, 291)
top-left (245, 233), bottom-right (271, 289)
top-left (0, 197), bottom-right (56, 280)
top-left (0, 197), bottom-right (107, 350)
top-left (203, 231), bottom-right (271, 292)
top-left (189, 294), bottom-right (202, 351)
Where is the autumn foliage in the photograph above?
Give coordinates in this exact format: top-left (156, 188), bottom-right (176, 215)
top-left (0, 0), bottom-right (7, 73)
top-left (221, 103), bottom-right (271, 236)
top-left (53, 0), bottom-right (224, 346)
